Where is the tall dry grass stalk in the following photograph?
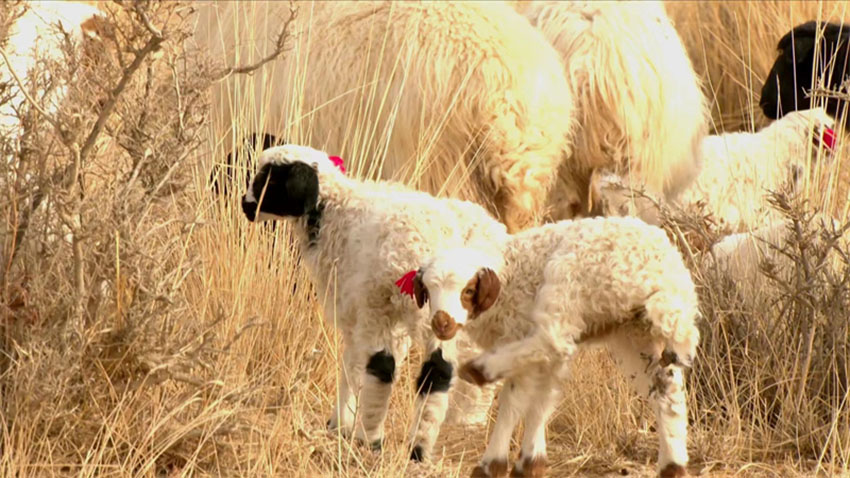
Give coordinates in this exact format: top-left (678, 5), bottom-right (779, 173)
top-left (1, 1), bottom-right (850, 477)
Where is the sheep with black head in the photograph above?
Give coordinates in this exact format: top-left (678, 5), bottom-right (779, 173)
top-left (761, 21), bottom-right (850, 125)
top-left (241, 144), bottom-right (509, 461)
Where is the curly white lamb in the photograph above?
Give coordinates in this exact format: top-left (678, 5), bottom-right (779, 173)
top-left (240, 144), bottom-right (511, 460)
top-left (601, 107), bottom-right (837, 233)
top-left (197, 0), bottom-right (576, 232)
top-left (513, 0), bottom-right (710, 219)
top-left (410, 217), bottom-right (701, 478)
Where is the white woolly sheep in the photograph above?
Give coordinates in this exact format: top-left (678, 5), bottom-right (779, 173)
top-left (411, 217), bottom-right (701, 478)
top-left (601, 107), bottom-right (837, 233)
top-left (513, 0), bottom-right (710, 219)
top-left (240, 144), bottom-right (509, 460)
top-left (196, 0), bottom-right (576, 233)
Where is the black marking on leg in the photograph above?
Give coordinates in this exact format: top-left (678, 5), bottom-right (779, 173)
top-left (370, 438), bottom-right (383, 451)
top-left (410, 445), bottom-right (424, 462)
top-left (416, 349), bottom-right (453, 395)
top-left (366, 350), bottom-right (396, 384)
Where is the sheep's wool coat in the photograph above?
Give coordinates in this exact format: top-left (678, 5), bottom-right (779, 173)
top-left (514, 0), bottom-right (709, 218)
top-left (455, 216), bottom-right (700, 362)
top-left (195, 1), bottom-right (575, 230)
top-left (255, 146), bottom-right (509, 343)
top-left (603, 108), bottom-right (836, 232)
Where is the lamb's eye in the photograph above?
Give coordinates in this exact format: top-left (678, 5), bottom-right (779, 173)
top-left (463, 288), bottom-right (475, 296)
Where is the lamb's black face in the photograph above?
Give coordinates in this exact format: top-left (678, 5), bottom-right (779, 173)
top-left (241, 162), bottom-right (319, 222)
top-left (761, 21), bottom-right (850, 121)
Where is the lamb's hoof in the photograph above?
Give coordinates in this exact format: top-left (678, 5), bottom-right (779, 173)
top-left (510, 456), bottom-right (546, 477)
top-left (410, 445), bottom-right (425, 462)
top-left (326, 418), bottom-right (352, 438)
top-left (459, 360), bottom-right (492, 387)
top-left (659, 463), bottom-right (688, 478)
top-left (471, 460), bottom-right (508, 478)
top-left (370, 438), bottom-right (383, 452)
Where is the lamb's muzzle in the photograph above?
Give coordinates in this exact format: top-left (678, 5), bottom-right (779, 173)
top-left (241, 196), bottom-right (257, 222)
top-left (431, 311), bottom-right (460, 340)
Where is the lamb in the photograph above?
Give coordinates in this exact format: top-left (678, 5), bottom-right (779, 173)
top-left (600, 107), bottom-right (837, 233)
top-left (513, 0), bottom-right (710, 219)
top-left (409, 216), bottom-right (701, 477)
top-left (197, 0), bottom-right (576, 232)
top-left (239, 144), bottom-right (510, 460)
top-left (760, 21), bottom-right (850, 125)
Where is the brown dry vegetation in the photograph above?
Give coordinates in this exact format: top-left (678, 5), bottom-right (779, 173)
top-left (1, 1), bottom-right (850, 478)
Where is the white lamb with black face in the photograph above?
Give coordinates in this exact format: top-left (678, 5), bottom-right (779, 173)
top-left (241, 144), bottom-right (509, 461)
top-left (413, 217), bottom-right (700, 478)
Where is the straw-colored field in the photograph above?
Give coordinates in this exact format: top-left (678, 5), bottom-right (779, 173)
top-left (1, 1), bottom-right (850, 477)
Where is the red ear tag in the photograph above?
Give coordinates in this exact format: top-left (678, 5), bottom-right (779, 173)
top-left (329, 155), bottom-right (346, 174)
top-left (823, 128), bottom-right (837, 151)
top-left (395, 270), bottom-right (417, 298)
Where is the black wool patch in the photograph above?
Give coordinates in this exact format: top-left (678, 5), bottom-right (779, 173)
top-left (415, 349), bottom-right (453, 395)
top-left (365, 350), bottom-right (396, 384)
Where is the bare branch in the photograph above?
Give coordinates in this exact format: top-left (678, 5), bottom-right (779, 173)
top-left (0, 47), bottom-right (62, 131)
top-left (78, 30), bottom-right (162, 167)
top-left (133, 2), bottom-right (163, 39)
top-left (213, 1), bottom-right (297, 81)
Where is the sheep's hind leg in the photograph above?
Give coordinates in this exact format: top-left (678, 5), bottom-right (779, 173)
top-left (607, 328), bottom-right (690, 478)
top-left (510, 369), bottom-right (561, 478)
top-left (409, 337), bottom-right (457, 461)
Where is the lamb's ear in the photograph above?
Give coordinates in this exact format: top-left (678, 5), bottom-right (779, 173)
top-left (473, 268), bottom-right (501, 314)
top-left (413, 269), bottom-right (429, 309)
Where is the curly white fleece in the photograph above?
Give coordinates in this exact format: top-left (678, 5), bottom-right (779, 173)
top-left (418, 216), bottom-right (700, 475)
top-left (247, 144), bottom-right (509, 458)
top-left (602, 107), bottom-right (836, 232)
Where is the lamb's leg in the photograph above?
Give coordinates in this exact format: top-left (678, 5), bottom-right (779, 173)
top-left (460, 322), bottom-right (579, 385)
top-left (607, 328), bottom-right (690, 478)
top-left (328, 333), bottom-right (359, 436)
top-left (445, 334), bottom-right (496, 427)
top-left (471, 375), bottom-right (534, 478)
top-left (355, 331), bottom-right (410, 450)
top-left (510, 371), bottom-right (561, 478)
top-left (409, 337), bottom-right (457, 461)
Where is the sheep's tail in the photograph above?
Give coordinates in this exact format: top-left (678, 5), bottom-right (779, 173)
top-left (643, 287), bottom-right (701, 367)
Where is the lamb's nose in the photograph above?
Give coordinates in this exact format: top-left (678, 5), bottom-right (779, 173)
top-left (242, 196), bottom-right (257, 222)
top-left (431, 311), bottom-right (459, 340)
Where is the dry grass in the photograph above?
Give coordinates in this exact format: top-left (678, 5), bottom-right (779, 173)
top-left (1, 1), bottom-right (850, 477)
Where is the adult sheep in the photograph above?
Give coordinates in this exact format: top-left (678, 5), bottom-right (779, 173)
top-left (760, 21), bottom-right (850, 125)
top-left (513, 0), bottom-right (710, 220)
top-left (195, 0), bottom-right (576, 233)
